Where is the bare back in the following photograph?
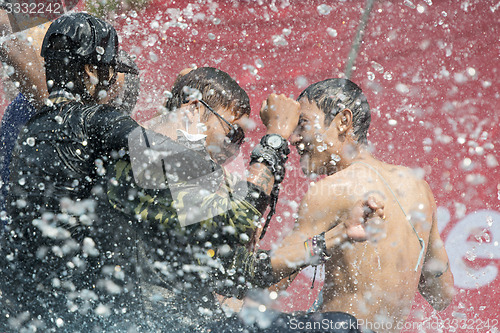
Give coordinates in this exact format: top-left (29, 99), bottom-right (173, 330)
top-left (320, 159), bottom-right (434, 330)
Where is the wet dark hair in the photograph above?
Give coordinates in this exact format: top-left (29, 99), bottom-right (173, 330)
top-left (165, 67), bottom-right (250, 118)
top-left (298, 78), bottom-right (371, 144)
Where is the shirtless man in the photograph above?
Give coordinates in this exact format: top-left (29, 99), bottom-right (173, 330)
top-left (264, 78), bottom-right (455, 331)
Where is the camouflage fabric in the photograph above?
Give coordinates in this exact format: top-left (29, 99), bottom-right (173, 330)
top-left (107, 159), bottom-right (260, 246)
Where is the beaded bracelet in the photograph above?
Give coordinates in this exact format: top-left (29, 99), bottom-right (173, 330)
top-left (304, 232), bottom-right (329, 265)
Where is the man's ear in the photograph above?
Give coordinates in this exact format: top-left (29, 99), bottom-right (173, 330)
top-left (337, 108), bottom-right (353, 134)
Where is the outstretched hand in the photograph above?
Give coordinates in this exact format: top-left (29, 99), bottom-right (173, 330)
top-left (345, 195), bottom-right (386, 242)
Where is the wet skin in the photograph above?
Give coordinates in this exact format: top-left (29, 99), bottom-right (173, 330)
top-left (270, 99), bottom-right (454, 331)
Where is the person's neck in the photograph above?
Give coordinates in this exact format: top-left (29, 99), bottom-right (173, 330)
top-left (159, 119), bottom-right (186, 139)
top-left (326, 143), bottom-right (373, 175)
top-left (349, 149), bottom-right (375, 166)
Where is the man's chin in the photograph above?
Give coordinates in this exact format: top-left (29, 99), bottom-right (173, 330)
top-left (299, 153), bottom-right (313, 176)
top-left (300, 154), bottom-right (328, 178)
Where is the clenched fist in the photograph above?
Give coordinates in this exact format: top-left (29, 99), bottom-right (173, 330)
top-left (260, 93), bottom-right (301, 140)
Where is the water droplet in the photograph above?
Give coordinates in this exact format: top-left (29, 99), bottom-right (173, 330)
top-left (465, 250), bottom-right (476, 261)
top-left (326, 27), bottom-right (337, 37)
top-left (55, 115), bottom-right (63, 124)
top-left (396, 83), bottom-right (409, 94)
top-left (383, 71), bottom-right (393, 80)
top-left (454, 72), bottom-right (467, 83)
top-left (149, 52), bottom-right (158, 62)
top-left (404, 0), bottom-right (416, 9)
top-left (331, 154), bottom-right (341, 162)
top-left (317, 144), bottom-right (327, 152)
top-left (317, 4), bottom-right (332, 15)
top-left (272, 35), bottom-right (288, 46)
top-left (255, 58), bottom-right (264, 68)
top-left (258, 252), bottom-right (268, 260)
top-left (467, 67), bottom-right (476, 77)
top-left (208, 33), bottom-right (216, 40)
top-left (388, 119), bottom-right (397, 126)
top-left (460, 157), bottom-right (473, 171)
top-left (38, 183), bottom-right (45, 191)
top-left (482, 80), bottom-right (492, 88)
top-left (95, 304), bottom-right (111, 317)
top-left (26, 137), bottom-right (35, 146)
top-left (96, 46), bottom-right (105, 55)
top-left (18, 178), bottom-right (26, 186)
top-left (465, 174), bottom-right (486, 185)
top-left (371, 61), bottom-right (384, 73)
top-left (5, 65), bottom-right (15, 76)
top-left (295, 76), bottom-right (308, 89)
top-left (150, 20), bottom-right (160, 29)
top-left (367, 71), bottom-right (375, 81)
top-left (98, 90), bottom-right (107, 99)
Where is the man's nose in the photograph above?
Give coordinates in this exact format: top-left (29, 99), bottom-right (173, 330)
top-left (289, 132), bottom-right (302, 146)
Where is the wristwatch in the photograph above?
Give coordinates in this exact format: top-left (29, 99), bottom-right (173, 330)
top-left (261, 134), bottom-right (287, 151)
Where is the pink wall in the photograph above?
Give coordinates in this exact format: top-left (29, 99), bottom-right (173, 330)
top-left (2, 0), bottom-right (498, 330)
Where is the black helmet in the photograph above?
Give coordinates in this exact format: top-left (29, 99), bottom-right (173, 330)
top-left (41, 13), bottom-right (132, 71)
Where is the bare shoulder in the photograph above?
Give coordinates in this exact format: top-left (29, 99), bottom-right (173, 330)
top-left (301, 171), bottom-right (360, 217)
top-left (306, 170), bottom-right (360, 203)
top-left (377, 162), bottom-right (432, 196)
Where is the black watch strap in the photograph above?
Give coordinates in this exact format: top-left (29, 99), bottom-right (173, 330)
top-left (261, 134), bottom-right (290, 156)
top-left (233, 181), bottom-right (270, 214)
top-left (250, 134), bottom-right (290, 184)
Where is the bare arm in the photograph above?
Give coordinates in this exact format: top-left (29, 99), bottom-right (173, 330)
top-left (0, 10), bottom-right (47, 108)
top-left (246, 93), bottom-right (301, 196)
top-left (418, 184), bottom-right (455, 311)
top-left (215, 177), bottom-right (384, 298)
top-left (270, 181), bottom-right (384, 281)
